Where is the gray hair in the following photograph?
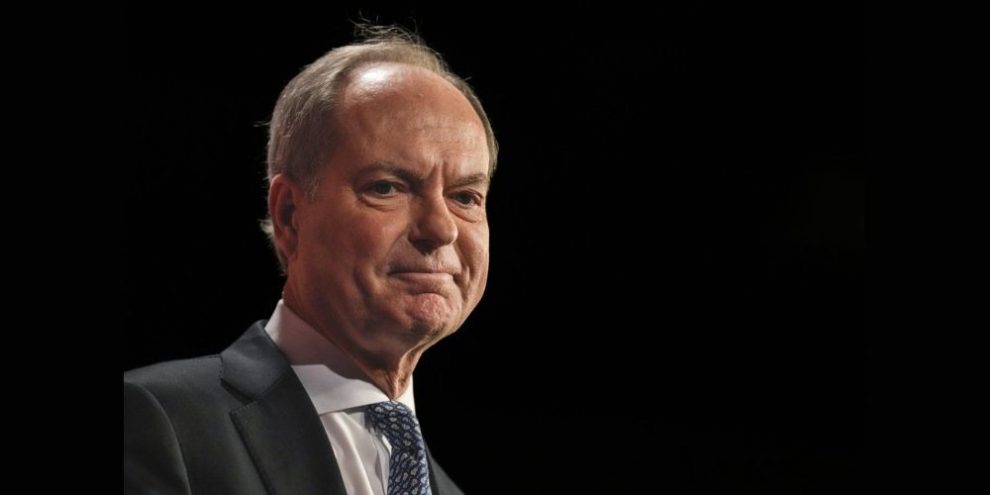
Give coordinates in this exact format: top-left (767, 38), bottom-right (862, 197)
top-left (260, 25), bottom-right (498, 271)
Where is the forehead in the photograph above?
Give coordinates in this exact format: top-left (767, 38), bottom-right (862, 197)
top-left (331, 63), bottom-right (489, 176)
top-left (342, 63), bottom-right (470, 114)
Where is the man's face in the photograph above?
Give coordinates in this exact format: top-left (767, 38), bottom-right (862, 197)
top-left (285, 64), bottom-right (490, 363)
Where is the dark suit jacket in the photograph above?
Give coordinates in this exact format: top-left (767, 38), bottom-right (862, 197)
top-left (124, 321), bottom-right (463, 495)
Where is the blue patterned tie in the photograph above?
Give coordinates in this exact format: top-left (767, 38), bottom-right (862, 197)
top-left (366, 401), bottom-right (432, 495)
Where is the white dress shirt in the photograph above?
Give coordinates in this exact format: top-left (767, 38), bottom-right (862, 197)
top-left (264, 299), bottom-right (418, 495)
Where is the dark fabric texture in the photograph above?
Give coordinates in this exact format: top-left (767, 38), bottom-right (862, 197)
top-left (123, 321), bottom-right (464, 495)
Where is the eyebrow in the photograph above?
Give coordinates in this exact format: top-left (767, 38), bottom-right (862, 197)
top-left (360, 161), bottom-right (491, 191)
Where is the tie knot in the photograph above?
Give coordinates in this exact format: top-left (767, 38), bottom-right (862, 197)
top-left (367, 400), bottom-right (416, 421)
top-left (366, 401), bottom-right (423, 451)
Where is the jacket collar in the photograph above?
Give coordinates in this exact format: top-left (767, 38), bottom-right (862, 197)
top-left (219, 320), bottom-right (445, 495)
top-left (220, 321), bottom-right (348, 495)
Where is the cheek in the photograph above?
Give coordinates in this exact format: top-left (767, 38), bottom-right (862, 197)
top-left (462, 244), bottom-right (489, 312)
top-left (461, 224), bottom-right (490, 286)
top-left (474, 259), bottom-right (490, 299)
top-left (303, 216), bottom-right (371, 281)
top-left (348, 215), bottom-right (410, 270)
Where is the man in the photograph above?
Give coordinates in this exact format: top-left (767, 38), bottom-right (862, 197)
top-left (124, 26), bottom-right (497, 495)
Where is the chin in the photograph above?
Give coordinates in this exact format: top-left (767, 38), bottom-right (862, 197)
top-left (407, 320), bottom-right (450, 340)
top-left (404, 293), bottom-right (458, 326)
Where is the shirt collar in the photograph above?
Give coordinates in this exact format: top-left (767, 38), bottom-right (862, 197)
top-left (264, 299), bottom-right (416, 415)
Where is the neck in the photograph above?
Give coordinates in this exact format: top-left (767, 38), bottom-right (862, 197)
top-left (357, 354), bottom-right (422, 399)
top-left (281, 286), bottom-right (426, 400)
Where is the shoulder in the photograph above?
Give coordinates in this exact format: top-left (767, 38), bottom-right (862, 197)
top-left (124, 355), bottom-right (221, 394)
top-left (123, 356), bottom-right (232, 494)
top-left (123, 355), bottom-right (235, 417)
top-left (123, 321), bottom-right (282, 415)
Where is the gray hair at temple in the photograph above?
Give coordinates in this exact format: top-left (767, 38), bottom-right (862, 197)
top-left (260, 25), bottom-right (499, 271)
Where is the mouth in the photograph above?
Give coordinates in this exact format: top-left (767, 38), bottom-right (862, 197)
top-left (388, 270), bottom-right (456, 292)
top-left (389, 271), bottom-right (454, 280)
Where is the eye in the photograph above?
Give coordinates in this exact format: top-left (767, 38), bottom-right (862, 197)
top-left (368, 181), bottom-right (401, 196)
top-left (451, 191), bottom-right (482, 206)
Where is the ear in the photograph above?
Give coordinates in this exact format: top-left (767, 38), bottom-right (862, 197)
top-left (268, 174), bottom-right (305, 263)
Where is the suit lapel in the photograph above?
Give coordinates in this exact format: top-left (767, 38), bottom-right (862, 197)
top-left (427, 446), bottom-right (441, 494)
top-left (427, 444), bottom-right (468, 495)
top-left (221, 323), bottom-right (347, 495)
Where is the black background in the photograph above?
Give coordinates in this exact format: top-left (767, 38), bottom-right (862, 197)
top-left (123, 5), bottom-right (868, 493)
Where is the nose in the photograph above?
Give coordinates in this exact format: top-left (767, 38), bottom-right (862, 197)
top-left (409, 194), bottom-right (458, 253)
